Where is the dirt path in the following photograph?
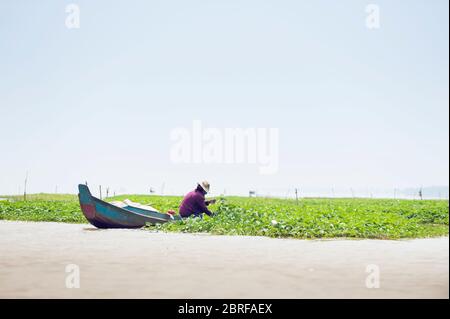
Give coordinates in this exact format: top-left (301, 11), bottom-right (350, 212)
top-left (0, 221), bottom-right (448, 298)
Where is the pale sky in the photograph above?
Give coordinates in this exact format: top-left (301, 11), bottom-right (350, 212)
top-left (0, 0), bottom-right (448, 196)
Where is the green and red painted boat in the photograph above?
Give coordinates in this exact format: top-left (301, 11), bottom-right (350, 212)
top-left (78, 184), bottom-right (181, 228)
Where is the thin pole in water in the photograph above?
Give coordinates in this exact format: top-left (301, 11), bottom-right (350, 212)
top-left (24, 171), bottom-right (28, 201)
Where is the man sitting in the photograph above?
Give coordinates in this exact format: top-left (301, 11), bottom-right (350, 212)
top-left (179, 181), bottom-right (216, 218)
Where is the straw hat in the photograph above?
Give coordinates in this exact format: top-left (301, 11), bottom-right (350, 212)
top-left (198, 181), bottom-right (210, 193)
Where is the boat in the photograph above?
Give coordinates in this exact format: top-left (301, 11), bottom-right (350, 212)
top-left (78, 184), bottom-right (181, 228)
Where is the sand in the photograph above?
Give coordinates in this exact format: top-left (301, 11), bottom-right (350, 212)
top-left (0, 220), bottom-right (448, 298)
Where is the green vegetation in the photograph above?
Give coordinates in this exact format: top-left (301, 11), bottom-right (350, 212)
top-left (0, 193), bottom-right (448, 239)
top-left (0, 194), bottom-right (83, 223)
top-left (1, 193), bottom-right (78, 202)
top-left (148, 197), bottom-right (449, 239)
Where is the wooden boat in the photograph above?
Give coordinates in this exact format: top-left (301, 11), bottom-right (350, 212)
top-left (78, 184), bottom-right (181, 228)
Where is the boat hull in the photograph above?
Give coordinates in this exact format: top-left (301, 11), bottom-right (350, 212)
top-left (78, 184), bottom-right (180, 228)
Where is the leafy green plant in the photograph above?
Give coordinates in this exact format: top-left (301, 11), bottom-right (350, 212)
top-left (146, 197), bottom-right (449, 239)
top-left (0, 193), bottom-right (448, 239)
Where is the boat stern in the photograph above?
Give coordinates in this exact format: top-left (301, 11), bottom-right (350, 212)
top-left (78, 184), bottom-right (96, 220)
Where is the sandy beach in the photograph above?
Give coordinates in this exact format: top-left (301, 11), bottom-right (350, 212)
top-left (0, 220), bottom-right (448, 298)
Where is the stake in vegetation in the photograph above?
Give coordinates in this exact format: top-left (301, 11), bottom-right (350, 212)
top-left (0, 182), bottom-right (448, 239)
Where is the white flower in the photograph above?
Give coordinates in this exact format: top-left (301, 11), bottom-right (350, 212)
top-left (271, 220), bottom-right (278, 226)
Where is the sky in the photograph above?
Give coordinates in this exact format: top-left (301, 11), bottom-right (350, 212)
top-left (0, 0), bottom-right (448, 197)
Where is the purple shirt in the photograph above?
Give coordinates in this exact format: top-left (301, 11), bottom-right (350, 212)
top-left (179, 189), bottom-right (212, 217)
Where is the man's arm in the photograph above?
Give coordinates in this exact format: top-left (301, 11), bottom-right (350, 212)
top-left (195, 194), bottom-right (213, 216)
